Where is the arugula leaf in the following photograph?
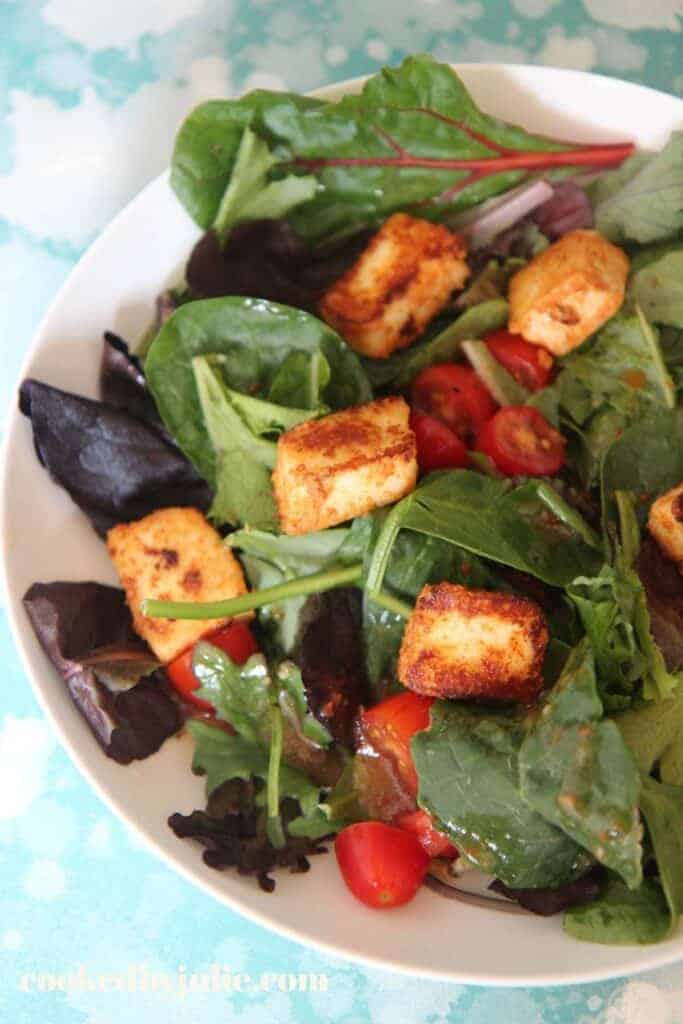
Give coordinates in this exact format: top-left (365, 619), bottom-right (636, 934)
top-left (640, 776), bottom-right (683, 932)
top-left (226, 525), bottom-right (358, 651)
top-left (366, 470), bottom-right (602, 593)
top-left (519, 642), bottom-right (642, 888)
top-left (593, 133), bottom-right (683, 245)
top-left (145, 296), bottom-right (370, 484)
top-left (213, 127), bottom-right (316, 242)
top-left (630, 249), bottom-right (683, 329)
top-left (412, 702), bottom-right (592, 888)
top-left (564, 878), bottom-right (670, 945)
top-left (364, 299), bottom-right (508, 391)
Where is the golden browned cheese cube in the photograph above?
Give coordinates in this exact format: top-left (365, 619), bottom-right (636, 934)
top-left (648, 482), bottom-right (683, 571)
top-left (398, 583), bottom-right (548, 703)
top-left (508, 228), bottom-right (629, 356)
top-left (319, 213), bottom-right (469, 358)
top-left (107, 507), bottom-right (248, 663)
top-left (272, 396), bottom-right (417, 535)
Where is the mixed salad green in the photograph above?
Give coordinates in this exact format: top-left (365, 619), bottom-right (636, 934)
top-left (19, 55), bottom-right (683, 947)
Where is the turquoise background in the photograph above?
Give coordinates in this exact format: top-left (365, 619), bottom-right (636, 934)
top-left (1, 1), bottom-right (683, 1021)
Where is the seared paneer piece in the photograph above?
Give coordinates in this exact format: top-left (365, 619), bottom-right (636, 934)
top-left (319, 213), bottom-right (469, 358)
top-left (648, 483), bottom-right (683, 572)
top-left (398, 583), bottom-right (548, 703)
top-left (273, 396), bottom-right (417, 535)
top-left (107, 507), bottom-right (249, 663)
top-left (508, 229), bottom-right (629, 356)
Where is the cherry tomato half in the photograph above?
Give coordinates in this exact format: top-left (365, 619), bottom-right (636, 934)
top-left (411, 363), bottom-right (497, 439)
top-left (476, 406), bottom-right (566, 477)
top-left (484, 330), bottom-right (554, 391)
top-left (361, 691), bottom-right (434, 797)
top-left (410, 409), bottom-right (468, 474)
top-left (335, 821), bottom-right (430, 908)
top-left (396, 809), bottom-right (458, 860)
top-left (167, 621), bottom-right (258, 710)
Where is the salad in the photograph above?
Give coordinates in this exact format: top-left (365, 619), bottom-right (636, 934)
top-left (19, 55), bottom-right (683, 947)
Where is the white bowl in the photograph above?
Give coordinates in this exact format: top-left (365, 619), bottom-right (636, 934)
top-left (3, 65), bottom-right (683, 986)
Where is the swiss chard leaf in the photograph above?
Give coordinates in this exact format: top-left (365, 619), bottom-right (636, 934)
top-left (172, 56), bottom-right (609, 245)
top-left (145, 296), bottom-right (371, 485)
top-left (364, 299), bottom-right (508, 392)
top-left (366, 470), bottom-right (602, 593)
top-left (519, 642), bottom-right (642, 888)
top-left (412, 701), bottom-right (592, 888)
top-left (593, 133), bottom-right (683, 245)
top-left (564, 878), bottom-right (670, 945)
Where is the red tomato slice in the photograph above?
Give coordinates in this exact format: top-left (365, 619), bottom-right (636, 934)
top-left (410, 409), bottom-right (468, 474)
top-left (361, 691), bottom-right (434, 797)
top-left (484, 330), bottom-right (554, 391)
top-left (166, 621), bottom-right (258, 710)
top-left (335, 821), bottom-right (430, 908)
top-left (476, 406), bottom-right (566, 477)
top-left (411, 363), bottom-right (497, 439)
top-left (396, 809), bottom-right (458, 860)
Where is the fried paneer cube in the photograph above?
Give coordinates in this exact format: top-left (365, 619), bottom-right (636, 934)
top-left (508, 229), bottom-right (629, 356)
top-left (273, 396), bottom-right (417, 535)
top-left (107, 507), bottom-right (248, 663)
top-left (398, 583), bottom-right (548, 703)
top-left (319, 213), bottom-right (469, 358)
top-left (648, 482), bottom-right (683, 571)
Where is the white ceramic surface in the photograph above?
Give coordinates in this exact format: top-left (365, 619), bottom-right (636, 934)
top-left (2, 66), bottom-right (683, 986)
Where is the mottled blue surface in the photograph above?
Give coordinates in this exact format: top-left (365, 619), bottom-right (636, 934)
top-left (2, 2), bottom-right (683, 1020)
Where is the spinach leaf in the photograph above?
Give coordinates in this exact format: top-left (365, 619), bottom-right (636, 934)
top-left (145, 296), bottom-right (371, 484)
top-left (564, 878), bottom-right (670, 945)
top-left (412, 701), bottom-right (592, 888)
top-left (640, 776), bottom-right (683, 933)
top-left (366, 470), bottom-right (602, 593)
top-left (615, 683), bottom-right (683, 787)
top-left (212, 127), bottom-right (316, 242)
top-left (519, 642), bottom-right (642, 888)
top-left (172, 55), bottom-right (610, 245)
top-left (364, 299), bottom-right (508, 391)
top-left (267, 350), bottom-right (331, 409)
top-left (630, 249), bottom-right (683, 329)
top-left (171, 91), bottom-right (324, 229)
top-left (593, 133), bottom-right (683, 245)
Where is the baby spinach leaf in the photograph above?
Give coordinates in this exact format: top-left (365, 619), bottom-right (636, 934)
top-left (594, 133), bottom-right (683, 245)
top-left (519, 642), bottom-right (642, 889)
top-left (267, 350), bottom-right (331, 410)
top-left (564, 878), bottom-right (670, 945)
top-left (364, 299), bottom-right (508, 391)
top-left (640, 776), bottom-right (683, 933)
top-left (630, 249), bottom-right (683, 329)
top-left (615, 682), bottom-right (683, 787)
top-left (145, 296), bottom-right (371, 484)
top-left (412, 702), bottom-right (592, 888)
top-left (212, 127), bottom-right (316, 242)
top-left (366, 470), bottom-right (602, 593)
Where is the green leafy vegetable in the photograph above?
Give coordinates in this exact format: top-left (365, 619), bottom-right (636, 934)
top-left (193, 644), bottom-right (271, 744)
top-left (145, 296), bottom-right (370, 484)
top-left (593, 133), bottom-right (683, 245)
top-left (212, 127), bottom-right (316, 243)
top-left (640, 776), bottom-right (683, 933)
top-left (564, 878), bottom-right (670, 945)
top-left (615, 682), bottom-right (683, 786)
top-left (366, 470), bottom-right (602, 593)
top-left (461, 339), bottom-right (530, 406)
top-left (412, 702), bottom-right (592, 888)
top-left (363, 299), bottom-right (508, 391)
top-left (275, 661), bottom-right (333, 748)
top-left (453, 258), bottom-right (524, 311)
top-left (630, 249), bottom-right (683, 329)
top-left (519, 642), bottom-right (642, 888)
top-left (172, 55), bottom-right (634, 245)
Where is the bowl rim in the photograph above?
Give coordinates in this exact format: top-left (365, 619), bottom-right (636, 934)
top-left (3, 63), bottom-right (683, 987)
